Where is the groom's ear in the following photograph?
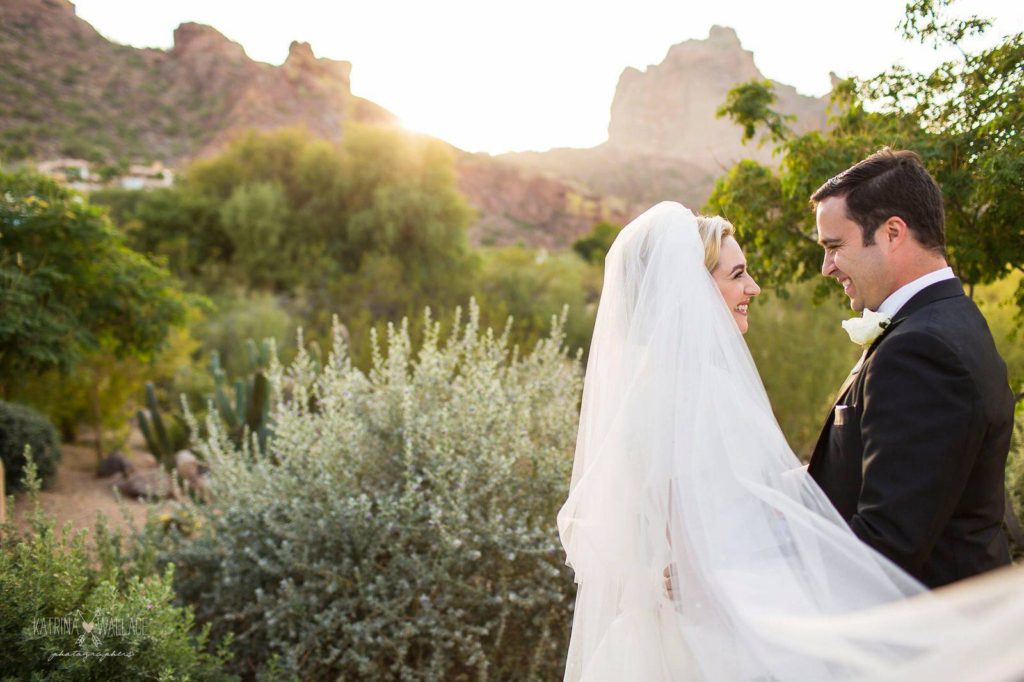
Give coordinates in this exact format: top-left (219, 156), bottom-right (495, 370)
top-left (881, 216), bottom-right (909, 248)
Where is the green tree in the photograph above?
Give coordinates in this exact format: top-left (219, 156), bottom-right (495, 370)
top-left (96, 126), bottom-right (476, 304)
top-left (92, 186), bottom-right (226, 287)
top-left (219, 181), bottom-right (290, 288)
top-left (572, 221), bottom-right (623, 265)
top-left (337, 124), bottom-right (473, 288)
top-left (11, 317), bottom-right (204, 453)
top-left (473, 247), bottom-right (602, 357)
top-left (708, 0), bottom-right (1024, 311)
top-left (0, 172), bottom-right (195, 403)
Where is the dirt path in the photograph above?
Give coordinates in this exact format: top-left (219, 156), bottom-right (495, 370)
top-left (10, 434), bottom-right (169, 540)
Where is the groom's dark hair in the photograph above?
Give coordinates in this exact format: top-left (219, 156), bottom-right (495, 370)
top-left (811, 148), bottom-right (946, 255)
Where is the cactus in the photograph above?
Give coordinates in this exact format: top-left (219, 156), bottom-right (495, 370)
top-left (208, 340), bottom-right (274, 452)
top-left (137, 382), bottom-right (175, 468)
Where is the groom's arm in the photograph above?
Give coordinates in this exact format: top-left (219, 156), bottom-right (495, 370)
top-left (851, 330), bottom-right (980, 578)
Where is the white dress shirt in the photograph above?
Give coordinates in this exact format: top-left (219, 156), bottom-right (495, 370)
top-left (876, 266), bottom-right (956, 318)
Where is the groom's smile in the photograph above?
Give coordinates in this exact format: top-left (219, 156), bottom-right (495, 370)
top-left (839, 276), bottom-right (854, 296)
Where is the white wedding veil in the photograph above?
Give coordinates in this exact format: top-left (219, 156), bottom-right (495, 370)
top-left (557, 202), bottom-right (1024, 681)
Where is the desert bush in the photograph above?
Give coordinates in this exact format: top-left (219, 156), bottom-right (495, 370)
top-left (158, 302), bottom-right (582, 680)
top-left (974, 273), bottom-right (1024, 388)
top-left (194, 290), bottom-right (298, 380)
top-left (472, 247), bottom-right (601, 361)
top-left (0, 401), bottom-right (60, 492)
top-left (10, 318), bottom-right (205, 456)
top-left (0, 457), bottom-right (235, 680)
top-left (571, 221), bottom-right (622, 265)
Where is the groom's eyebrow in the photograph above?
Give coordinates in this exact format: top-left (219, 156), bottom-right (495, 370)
top-left (818, 237), bottom-right (843, 248)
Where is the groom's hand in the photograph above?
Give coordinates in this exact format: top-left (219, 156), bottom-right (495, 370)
top-left (663, 564), bottom-right (675, 599)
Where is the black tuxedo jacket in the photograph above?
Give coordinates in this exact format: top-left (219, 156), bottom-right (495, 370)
top-left (808, 278), bottom-right (1014, 588)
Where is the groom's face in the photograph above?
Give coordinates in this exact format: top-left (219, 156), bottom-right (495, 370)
top-left (816, 196), bottom-right (889, 312)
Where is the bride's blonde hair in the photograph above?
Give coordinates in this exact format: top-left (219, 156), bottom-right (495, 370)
top-left (695, 215), bottom-right (735, 272)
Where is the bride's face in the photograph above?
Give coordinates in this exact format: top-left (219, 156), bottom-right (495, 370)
top-left (711, 236), bottom-right (761, 334)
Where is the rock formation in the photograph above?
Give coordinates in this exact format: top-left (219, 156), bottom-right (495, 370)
top-left (607, 26), bottom-right (826, 165)
top-left (502, 26), bottom-right (830, 220)
top-left (0, 0), bottom-right (395, 162)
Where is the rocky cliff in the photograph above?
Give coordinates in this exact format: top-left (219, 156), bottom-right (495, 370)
top-left (0, 0), bottom-right (394, 162)
top-left (502, 26), bottom-right (829, 215)
top-left (607, 25), bottom-right (826, 164)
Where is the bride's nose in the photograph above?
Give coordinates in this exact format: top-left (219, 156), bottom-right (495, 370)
top-left (746, 277), bottom-right (761, 297)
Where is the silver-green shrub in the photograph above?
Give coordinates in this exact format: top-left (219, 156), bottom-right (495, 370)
top-left (165, 301), bottom-right (582, 680)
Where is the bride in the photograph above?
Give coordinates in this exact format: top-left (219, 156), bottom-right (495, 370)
top-left (557, 202), bottom-right (1024, 681)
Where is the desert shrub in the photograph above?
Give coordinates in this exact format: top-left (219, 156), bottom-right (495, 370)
top-left (473, 247), bottom-right (601, 361)
top-left (9, 318), bottom-right (205, 455)
top-left (0, 401), bottom-right (60, 492)
top-left (195, 290), bottom-right (299, 380)
top-left (158, 302), bottom-right (582, 679)
top-left (571, 221), bottom-right (622, 265)
top-left (0, 458), bottom-right (235, 680)
top-left (974, 273), bottom-right (1024, 387)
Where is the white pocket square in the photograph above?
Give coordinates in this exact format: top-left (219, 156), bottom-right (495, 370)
top-left (834, 405), bottom-right (849, 426)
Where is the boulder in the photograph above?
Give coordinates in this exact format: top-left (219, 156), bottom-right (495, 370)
top-left (96, 451), bottom-right (133, 478)
top-left (114, 469), bottom-right (173, 500)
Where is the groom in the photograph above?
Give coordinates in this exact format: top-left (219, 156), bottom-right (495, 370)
top-left (809, 148), bottom-right (1015, 589)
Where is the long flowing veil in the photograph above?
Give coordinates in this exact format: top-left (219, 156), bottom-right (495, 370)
top-left (557, 201), bottom-right (1024, 681)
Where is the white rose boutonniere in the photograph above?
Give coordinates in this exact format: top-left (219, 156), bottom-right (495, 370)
top-left (841, 309), bottom-right (892, 347)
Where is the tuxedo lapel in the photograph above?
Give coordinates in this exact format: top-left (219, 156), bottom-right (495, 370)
top-left (834, 349), bottom-right (867, 409)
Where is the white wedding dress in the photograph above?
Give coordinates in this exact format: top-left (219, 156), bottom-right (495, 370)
top-left (557, 202), bottom-right (1024, 681)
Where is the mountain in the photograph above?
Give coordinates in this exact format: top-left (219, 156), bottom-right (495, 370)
top-left (501, 26), bottom-right (829, 215)
top-left (0, 0), bottom-right (393, 162)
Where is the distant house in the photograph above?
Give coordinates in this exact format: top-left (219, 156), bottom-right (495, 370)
top-left (120, 162), bottom-right (174, 190)
top-left (36, 158), bottom-right (103, 191)
top-left (34, 159), bottom-right (175, 192)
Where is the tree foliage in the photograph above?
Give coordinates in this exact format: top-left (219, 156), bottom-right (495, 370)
top-left (0, 171), bottom-right (195, 396)
top-left (94, 126), bottom-right (484, 369)
top-left (571, 221), bottom-right (623, 266)
top-left (97, 125), bottom-right (475, 299)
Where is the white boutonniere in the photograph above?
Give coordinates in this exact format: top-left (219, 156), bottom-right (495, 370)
top-left (841, 309), bottom-right (892, 347)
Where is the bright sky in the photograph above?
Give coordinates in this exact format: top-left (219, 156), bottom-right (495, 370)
top-left (73, 0), bottom-right (1023, 155)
